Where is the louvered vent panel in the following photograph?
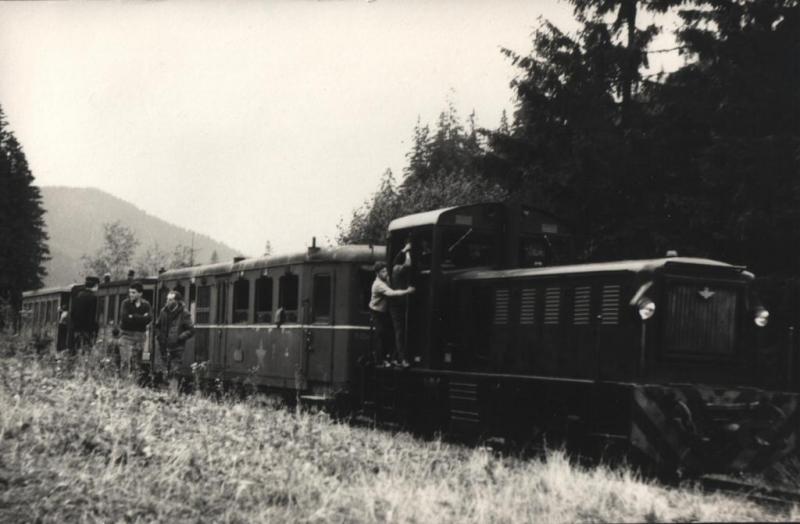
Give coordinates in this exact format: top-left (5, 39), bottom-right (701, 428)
top-left (574, 286), bottom-right (591, 325)
top-left (601, 285), bottom-right (621, 325)
top-left (493, 289), bottom-right (510, 325)
top-left (544, 287), bottom-right (561, 325)
top-left (520, 288), bottom-right (536, 325)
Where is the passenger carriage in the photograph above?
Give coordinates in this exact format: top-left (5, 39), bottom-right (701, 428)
top-left (157, 244), bottom-right (385, 399)
top-left (20, 285), bottom-right (77, 350)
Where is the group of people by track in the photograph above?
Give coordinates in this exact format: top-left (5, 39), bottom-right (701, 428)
top-left (66, 276), bottom-right (194, 389)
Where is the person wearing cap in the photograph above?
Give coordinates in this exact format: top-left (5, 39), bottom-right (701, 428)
top-left (119, 281), bottom-right (152, 381)
top-left (369, 261), bottom-right (414, 365)
top-left (155, 290), bottom-right (194, 392)
top-left (69, 276), bottom-right (100, 354)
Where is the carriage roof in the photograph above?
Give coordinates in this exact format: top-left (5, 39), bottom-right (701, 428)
top-left (159, 244), bottom-right (385, 280)
top-left (22, 284), bottom-right (78, 299)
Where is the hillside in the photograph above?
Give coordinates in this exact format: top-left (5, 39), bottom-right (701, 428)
top-left (40, 186), bottom-right (241, 286)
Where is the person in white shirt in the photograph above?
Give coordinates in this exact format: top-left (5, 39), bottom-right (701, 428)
top-left (369, 261), bottom-right (414, 364)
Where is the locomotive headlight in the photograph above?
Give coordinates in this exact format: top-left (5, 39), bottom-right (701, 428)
top-left (754, 309), bottom-right (769, 327)
top-left (638, 299), bottom-right (656, 320)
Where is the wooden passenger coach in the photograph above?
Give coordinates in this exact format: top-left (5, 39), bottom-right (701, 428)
top-left (20, 285), bottom-right (77, 348)
top-left (158, 245), bottom-right (385, 397)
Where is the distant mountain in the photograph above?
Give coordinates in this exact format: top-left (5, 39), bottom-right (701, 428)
top-left (40, 186), bottom-right (241, 286)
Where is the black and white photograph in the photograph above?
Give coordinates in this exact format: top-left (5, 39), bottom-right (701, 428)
top-left (1, 0), bottom-right (799, 521)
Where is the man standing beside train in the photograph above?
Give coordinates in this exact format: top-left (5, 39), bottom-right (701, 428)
top-left (70, 275), bottom-right (100, 354)
top-left (119, 281), bottom-right (152, 382)
top-left (156, 290), bottom-right (194, 392)
top-left (369, 261), bottom-right (414, 365)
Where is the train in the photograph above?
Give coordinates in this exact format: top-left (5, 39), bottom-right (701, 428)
top-left (20, 202), bottom-right (799, 476)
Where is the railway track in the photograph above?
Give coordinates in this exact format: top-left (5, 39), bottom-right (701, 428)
top-left (695, 474), bottom-right (800, 510)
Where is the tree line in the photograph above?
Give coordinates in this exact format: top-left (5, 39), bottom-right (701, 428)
top-left (80, 221), bottom-right (206, 280)
top-left (2, 0), bottom-right (798, 329)
top-left (338, 0), bottom-right (799, 325)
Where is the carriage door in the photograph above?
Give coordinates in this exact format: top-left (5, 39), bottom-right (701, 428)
top-left (307, 267), bottom-right (335, 384)
top-left (213, 280), bottom-right (229, 373)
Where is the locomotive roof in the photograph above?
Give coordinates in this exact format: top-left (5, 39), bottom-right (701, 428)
top-left (159, 244), bottom-right (386, 280)
top-left (388, 202), bottom-right (505, 231)
top-left (22, 284), bottom-right (78, 298)
top-left (388, 207), bottom-right (458, 231)
top-left (453, 257), bottom-right (746, 281)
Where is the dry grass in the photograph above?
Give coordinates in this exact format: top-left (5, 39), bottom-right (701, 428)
top-left (0, 335), bottom-right (796, 523)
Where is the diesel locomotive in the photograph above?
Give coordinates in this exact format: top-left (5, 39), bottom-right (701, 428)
top-left (20, 202), bottom-right (799, 475)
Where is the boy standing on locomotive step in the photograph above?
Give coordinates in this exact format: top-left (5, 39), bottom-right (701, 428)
top-left (119, 281), bottom-right (152, 382)
top-left (156, 290), bottom-right (194, 392)
top-left (369, 261), bottom-right (414, 365)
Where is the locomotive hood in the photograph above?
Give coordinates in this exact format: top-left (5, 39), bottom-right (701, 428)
top-left (451, 257), bottom-right (748, 282)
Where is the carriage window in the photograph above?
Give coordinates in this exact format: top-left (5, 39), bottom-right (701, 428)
top-left (574, 286), bottom-right (591, 325)
top-left (174, 285), bottom-right (187, 302)
top-left (544, 287), bottom-right (561, 325)
top-left (601, 285), bottom-right (621, 325)
top-left (196, 285), bottom-right (211, 324)
top-left (493, 289), bottom-right (510, 325)
top-left (233, 279), bottom-right (250, 324)
top-left (279, 273), bottom-right (299, 322)
top-left (312, 275), bottom-right (332, 323)
top-left (520, 288), bottom-right (536, 325)
top-left (143, 289), bottom-right (154, 308)
top-left (255, 276), bottom-right (273, 323)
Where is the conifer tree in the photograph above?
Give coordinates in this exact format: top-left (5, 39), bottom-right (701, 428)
top-left (0, 106), bottom-right (49, 330)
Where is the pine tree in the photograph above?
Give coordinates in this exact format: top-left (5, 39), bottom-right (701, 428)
top-left (0, 106), bottom-right (49, 330)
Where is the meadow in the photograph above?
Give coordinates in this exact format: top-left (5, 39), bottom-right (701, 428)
top-left (0, 335), bottom-right (796, 523)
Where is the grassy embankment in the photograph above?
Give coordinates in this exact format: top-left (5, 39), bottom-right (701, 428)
top-left (0, 335), bottom-right (796, 523)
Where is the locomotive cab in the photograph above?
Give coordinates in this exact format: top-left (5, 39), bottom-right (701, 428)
top-left (385, 202), bottom-right (573, 368)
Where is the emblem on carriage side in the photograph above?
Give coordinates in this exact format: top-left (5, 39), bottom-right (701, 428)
top-left (698, 287), bottom-right (715, 300)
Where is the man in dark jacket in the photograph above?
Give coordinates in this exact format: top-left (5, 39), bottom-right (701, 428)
top-left (69, 276), bottom-right (100, 354)
top-left (156, 290), bottom-right (194, 390)
top-left (119, 281), bottom-right (152, 379)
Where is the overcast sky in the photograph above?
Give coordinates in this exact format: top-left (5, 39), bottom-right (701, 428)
top-left (0, 0), bottom-right (680, 257)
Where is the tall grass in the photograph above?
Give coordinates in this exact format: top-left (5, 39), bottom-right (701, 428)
top-left (0, 335), bottom-right (796, 523)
